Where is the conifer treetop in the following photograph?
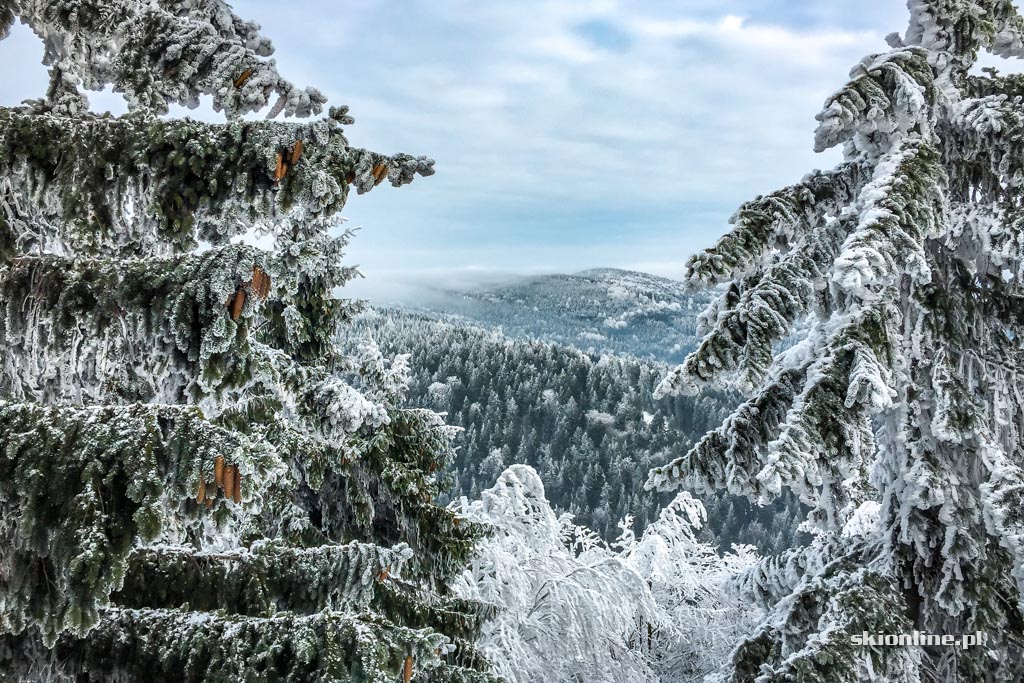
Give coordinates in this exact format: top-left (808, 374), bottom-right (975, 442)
top-left (6, 0), bottom-right (328, 118)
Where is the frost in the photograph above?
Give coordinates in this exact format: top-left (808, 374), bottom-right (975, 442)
top-left (0, 111), bottom-right (434, 260)
top-left (452, 465), bottom-right (758, 683)
top-left (16, 0), bottom-right (326, 119)
top-left (650, 1), bottom-right (1024, 678)
top-left (0, 3), bottom-right (492, 680)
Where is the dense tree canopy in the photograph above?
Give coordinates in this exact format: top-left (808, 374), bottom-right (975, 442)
top-left (349, 308), bottom-right (806, 555)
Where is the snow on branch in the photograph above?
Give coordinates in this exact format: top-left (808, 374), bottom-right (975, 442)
top-left (814, 48), bottom-right (934, 155)
top-left (664, 215), bottom-right (857, 397)
top-left (0, 401), bottom-right (265, 645)
top-left (117, 541), bottom-right (414, 615)
top-left (727, 533), bottom-right (844, 612)
top-left (651, 300), bottom-right (899, 533)
top-left (0, 245), bottom-right (273, 406)
top-left (943, 95), bottom-right (1024, 210)
top-left (711, 565), bottom-right (917, 683)
top-left (980, 440), bottom-right (1024, 614)
top-left (15, 607), bottom-right (452, 681)
top-left (905, 0), bottom-right (1024, 60)
top-left (685, 162), bottom-right (867, 288)
top-left (757, 303), bottom-right (897, 529)
top-left (648, 366), bottom-right (808, 499)
top-left (0, 109), bottom-right (434, 258)
top-left (831, 137), bottom-right (947, 301)
top-left (12, 0), bottom-right (327, 118)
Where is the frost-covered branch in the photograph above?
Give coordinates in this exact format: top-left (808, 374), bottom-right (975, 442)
top-left (654, 2), bottom-right (1024, 678)
top-left (814, 48), bottom-right (934, 155)
top-left (665, 215), bottom-right (856, 396)
top-left (0, 401), bottom-right (266, 645)
top-left (0, 109), bottom-right (434, 258)
top-left (3, 607), bottom-right (452, 682)
top-left (684, 163), bottom-right (867, 288)
top-left (11, 0), bottom-right (327, 118)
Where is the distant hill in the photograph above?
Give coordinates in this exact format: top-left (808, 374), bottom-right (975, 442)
top-left (400, 268), bottom-right (715, 364)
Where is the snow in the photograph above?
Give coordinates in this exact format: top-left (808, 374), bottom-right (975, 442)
top-left (646, 5), bottom-right (1024, 677)
top-left (452, 465), bottom-right (758, 683)
top-left (585, 410), bottom-right (615, 426)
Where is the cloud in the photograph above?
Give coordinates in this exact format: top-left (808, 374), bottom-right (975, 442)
top-left (0, 0), bottom-right (920, 295)
top-left (627, 14), bottom-right (874, 63)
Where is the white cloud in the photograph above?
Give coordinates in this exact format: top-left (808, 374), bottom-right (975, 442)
top-left (0, 0), bottom-right (923, 297)
top-left (533, 33), bottom-right (603, 64)
top-left (627, 13), bottom-right (874, 63)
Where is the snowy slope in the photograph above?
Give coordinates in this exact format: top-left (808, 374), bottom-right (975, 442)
top-left (401, 268), bottom-right (713, 363)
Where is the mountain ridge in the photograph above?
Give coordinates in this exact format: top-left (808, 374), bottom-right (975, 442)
top-left (393, 266), bottom-right (713, 363)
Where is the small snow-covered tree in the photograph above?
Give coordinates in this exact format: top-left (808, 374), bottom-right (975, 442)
top-left (452, 465), bottom-right (757, 683)
top-left (618, 493), bottom-right (759, 680)
top-left (0, 1), bottom-right (496, 681)
top-left (649, 1), bottom-right (1024, 680)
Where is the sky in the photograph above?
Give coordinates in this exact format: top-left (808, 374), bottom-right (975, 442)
top-left (0, 1), bottom-right (923, 300)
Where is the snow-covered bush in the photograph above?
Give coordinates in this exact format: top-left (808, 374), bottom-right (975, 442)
top-left (452, 465), bottom-right (759, 682)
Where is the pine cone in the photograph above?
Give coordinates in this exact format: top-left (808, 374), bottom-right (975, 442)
top-left (223, 464), bottom-right (235, 502)
top-left (403, 656), bottom-right (413, 683)
top-left (290, 140), bottom-right (304, 164)
top-left (274, 151), bottom-right (287, 182)
top-left (233, 69), bottom-right (253, 88)
top-left (214, 455), bottom-right (225, 489)
top-left (196, 473), bottom-right (206, 504)
top-left (229, 289), bottom-right (246, 320)
top-left (232, 465), bottom-right (242, 504)
top-left (251, 266), bottom-right (271, 300)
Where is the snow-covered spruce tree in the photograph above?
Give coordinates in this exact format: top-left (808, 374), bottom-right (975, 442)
top-left (648, 2), bottom-right (1024, 680)
top-left (0, 2), bottom-right (497, 681)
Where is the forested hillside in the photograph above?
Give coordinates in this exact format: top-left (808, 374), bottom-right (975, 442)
top-left (402, 268), bottom-right (714, 363)
top-left (344, 308), bottom-right (805, 554)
